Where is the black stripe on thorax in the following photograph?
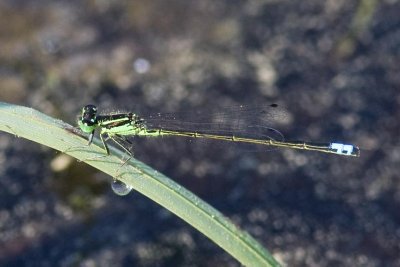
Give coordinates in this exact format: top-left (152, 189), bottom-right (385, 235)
top-left (97, 113), bottom-right (145, 129)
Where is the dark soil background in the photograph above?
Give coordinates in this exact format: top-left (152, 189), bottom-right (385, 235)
top-left (0, 1), bottom-right (399, 266)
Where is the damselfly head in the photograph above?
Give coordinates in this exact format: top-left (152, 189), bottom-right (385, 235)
top-left (78, 104), bottom-right (98, 133)
top-left (80, 105), bottom-right (97, 123)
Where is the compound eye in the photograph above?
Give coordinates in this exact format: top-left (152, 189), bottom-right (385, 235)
top-left (83, 104), bottom-right (97, 114)
top-left (82, 112), bottom-right (98, 125)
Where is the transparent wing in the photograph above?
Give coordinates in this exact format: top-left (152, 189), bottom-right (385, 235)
top-left (142, 104), bottom-right (287, 142)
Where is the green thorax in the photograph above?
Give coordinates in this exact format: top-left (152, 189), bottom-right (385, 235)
top-left (97, 113), bottom-right (164, 137)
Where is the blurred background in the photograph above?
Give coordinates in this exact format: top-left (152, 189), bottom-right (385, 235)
top-left (0, 0), bottom-right (399, 266)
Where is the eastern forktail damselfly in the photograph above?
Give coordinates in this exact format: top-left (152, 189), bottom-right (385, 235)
top-left (78, 104), bottom-right (360, 158)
